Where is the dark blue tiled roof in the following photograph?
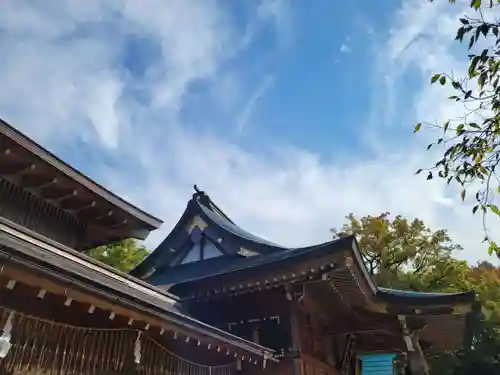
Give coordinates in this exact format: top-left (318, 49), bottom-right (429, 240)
top-left (197, 201), bottom-right (282, 248)
top-left (132, 189), bottom-right (476, 310)
top-left (377, 287), bottom-right (475, 304)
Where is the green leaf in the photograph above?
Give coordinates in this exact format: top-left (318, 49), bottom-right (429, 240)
top-left (439, 76), bottom-right (447, 85)
top-left (460, 189), bottom-right (466, 201)
top-left (469, 35), bottom-right (475, 50)
top-left (473, 204), bottom-right (479, 214)
top-left (416, 169), bottom-right (423, 175)
top-left (431, 74), bottom-right (441, 84)
top-left (469, 56), bottom-right (479, 76)
top-left (471, 0), bottom-right (481, 9)
top-left (488, 241), bottom-right (497, 256)
top-left (86, 239), bottom-right (149, 272)
top-left (480, 24), bottom-right (489, 37)
top-left (427, 171), bottom-right (433, 180)
top-left (480, 48), bottom-right (488, 61)
top-left (489, 204), bottom-right (500, 216)
top-left (414, 122), bottom-right (422, 133)
top-left (456, 27), bottom-right (466, 42)
top-left (478, 73), bottom-right (486, 88)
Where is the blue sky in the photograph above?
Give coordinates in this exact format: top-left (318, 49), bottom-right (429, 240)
top-left (0, 0), bottom-right (498, 264)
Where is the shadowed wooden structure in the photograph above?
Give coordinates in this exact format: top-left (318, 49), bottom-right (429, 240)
top-left (0, 118), bottom-right (162, 249)
top-left (0, 118), bottom-right (477, 375)
top-left (0, 119), bottom-right (275, 375)
top-left (131, 187), bottom-right (478, 375)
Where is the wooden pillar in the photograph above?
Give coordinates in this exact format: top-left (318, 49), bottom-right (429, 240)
top-left (407, 333), bottom-right (429, 375)
top-left (286, 286), bottom-right (302, 375)
top-left (252, 327), bottom-right (260, 344)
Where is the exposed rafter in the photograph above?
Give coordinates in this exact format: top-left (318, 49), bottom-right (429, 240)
top-left (60, 199), bottom-right (96, 212)
top-left (93, 210), bottom-right (113, 221)
top-left (21, 175), bottom-right (58, 189)
top-left (108, 219), bottom-right (128, 229)
top-left (0, 162), bottom-right (36, 176)
top-left (43, 187), bottom-right (78, 203)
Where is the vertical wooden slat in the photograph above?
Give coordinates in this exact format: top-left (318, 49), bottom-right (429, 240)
top-left (0, 307), bottom-right (239, 375)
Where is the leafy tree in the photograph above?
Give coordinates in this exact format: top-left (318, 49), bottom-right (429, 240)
top-left (85, 238), bottom-right (149, 273)
top-left (333, 213), bottom-right (500, 374)
top-left (427, 260), bottom-right (500, 375)
top-left (414, 0), bottom-right (500, 255)
top-left (430, 318), bottom-right (500, 375)
top-left (331, 212), bottom-right (461, 287)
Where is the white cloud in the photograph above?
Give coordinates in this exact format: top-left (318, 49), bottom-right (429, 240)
top-left (340, 44), bottom-right (351, 54)
top-left (0, 0), bottom-right (498, 266)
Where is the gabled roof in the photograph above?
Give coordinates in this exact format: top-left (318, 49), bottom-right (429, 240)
top-left (131, 188), bottom-right (478, 352)
top-left (131, 188), bottom-right (478, 354)
top-left (131, 188), bottom-right (476, 307)
top-left (0, 118), bottom-right (163, 248)
top-left (130, 187), bottom-right (288, 280)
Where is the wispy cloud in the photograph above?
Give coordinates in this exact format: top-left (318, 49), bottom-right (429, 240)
top-left (340, 44), bottom-right (352, 54)
top-left (0, 0), bottom-right (497, 265)
top-left (257, 0), bottom-right (293, 46)
top-left (235, 74), bottom-right (274, 133)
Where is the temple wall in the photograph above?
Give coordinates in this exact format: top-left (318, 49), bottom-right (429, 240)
top-left (0, 177), bottom-right (84, 247)
top-left (296, 308), bottom-right (337, 367)
top-left (187, 290), bottom-right (291, 356)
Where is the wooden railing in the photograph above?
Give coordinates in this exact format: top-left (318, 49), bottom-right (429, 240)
top-left (300, 354), bottom-right (340, 375)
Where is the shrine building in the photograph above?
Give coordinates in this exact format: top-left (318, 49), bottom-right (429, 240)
top-left (0, 118), bottom-right (477, 375)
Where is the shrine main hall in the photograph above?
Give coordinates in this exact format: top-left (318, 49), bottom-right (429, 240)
top-left (0, 118), bottom-right (477, 375)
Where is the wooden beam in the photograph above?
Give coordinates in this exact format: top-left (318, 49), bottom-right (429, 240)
top-left (285, 285), bottom-right (303, 375)
top-left (108, 219), bottom-right (128, 229)
top-left (21, 175), bottom-right (58, 189)
top-left (92, 209), bottom-right (113, 221)
top-left (1, 262), bottom-right (267, 363)
top-left (42, 187), bottom-right (78, 202)
top-left (60, 199), bottom-right (96, 212)
top-left (330, 326), bottom-right (398, 336)
top-left (0, 162), bottom-right (36, 175)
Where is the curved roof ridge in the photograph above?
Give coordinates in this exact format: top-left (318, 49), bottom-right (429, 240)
top-left (377, 287), bottom-right (474, 297)
top-left (195, 199), bottom-right (283, 249)
top-left (345, 238), bottom-right (476, 304)
top-left (193, 185), bottom-right (236, 224)
top-left (192, 188), bottom-right (358, 252)
top-left (376, 287), bottom-right (476, 304)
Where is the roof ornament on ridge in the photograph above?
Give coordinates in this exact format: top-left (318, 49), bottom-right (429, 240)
top-left (192, 185), bottom-right (236, 224)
